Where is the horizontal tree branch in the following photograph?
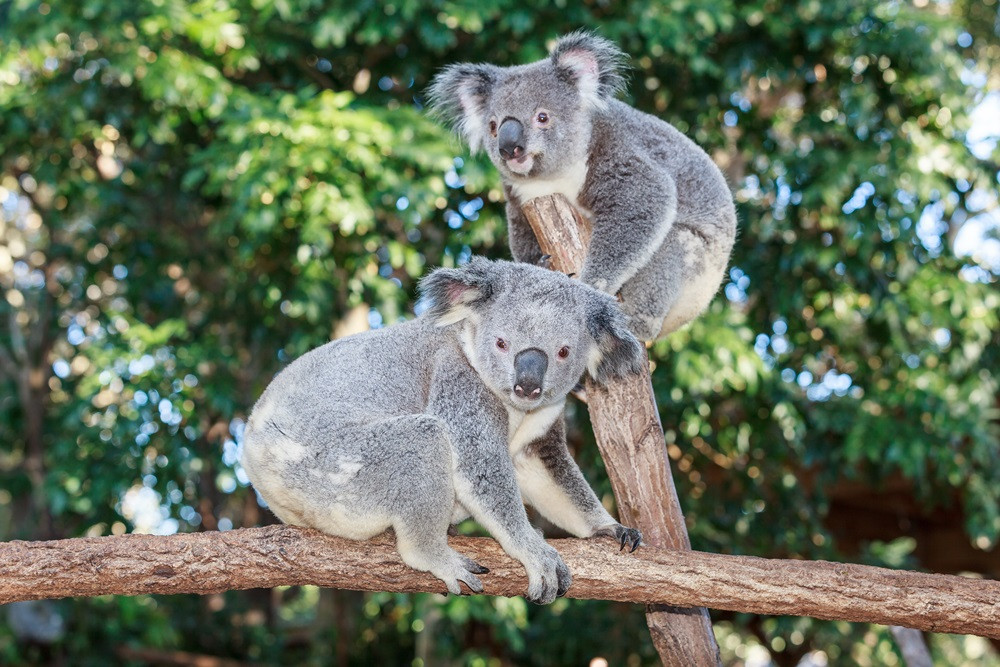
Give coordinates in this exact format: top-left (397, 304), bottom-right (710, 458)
top-left (1, 526), bottom-right (997, 639)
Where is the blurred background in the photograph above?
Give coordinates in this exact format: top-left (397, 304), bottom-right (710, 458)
top-left (1, 1), bottom-right (998, 665)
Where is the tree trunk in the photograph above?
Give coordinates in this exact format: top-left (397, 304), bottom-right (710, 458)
top-left (1, 526), bottom-right (997, 640)
top-left (521, 194), bottom-right (721, 665)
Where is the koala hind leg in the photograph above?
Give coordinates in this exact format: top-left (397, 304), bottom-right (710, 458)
top-left (620, 221), bottom-right (732, 341)
top-left (377, 415), bottom-right (487, 595)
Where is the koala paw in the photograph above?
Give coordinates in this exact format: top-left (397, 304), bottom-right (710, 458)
top-left (431, 554), bottom-right (486, 596)
top-left (595, 523), bottom-right (643, 553)
top-left (522, 543), bottom-right (572, 604)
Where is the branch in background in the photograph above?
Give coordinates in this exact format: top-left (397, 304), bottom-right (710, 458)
top-left (890, 626), bottom-right (933, 667)
top-left (1, 526), bottom-right (997, 640)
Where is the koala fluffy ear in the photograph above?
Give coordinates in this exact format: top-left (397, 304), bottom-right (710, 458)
top-left (419, 257), bottom-right (496, 326)
top-left (550, 31), bottom-right (628, 110)
top-left (427, 63), bottom-right (499, 153)
top-left (585, 294), bottom-right (646, 383)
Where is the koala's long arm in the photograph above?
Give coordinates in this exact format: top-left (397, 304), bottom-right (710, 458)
top-left (505, 190), bottom-right (544, 266)
top-left (426, 353), bottom-right (570, 602)
top-left (427, 362), bottom-right (542, 552)
top-left (578, 159), bottom-right (678, 295)
top-left (514, 417), bottom-right (616, 535)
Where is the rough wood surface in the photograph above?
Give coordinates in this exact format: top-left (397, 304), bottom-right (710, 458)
top-left (522, 194), bottom-right (721, 665)
top-left (1, 526), bottom-right (998, 639)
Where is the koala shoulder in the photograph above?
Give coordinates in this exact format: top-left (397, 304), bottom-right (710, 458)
top-left (589, 99), bottom-right (732, 201)
top-left (589, 100), bottom-right (694, 162)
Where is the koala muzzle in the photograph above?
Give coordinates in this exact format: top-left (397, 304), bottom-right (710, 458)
top-left (513, 348), bottom-right (547, 400)
top-left (498, 118), bottom-right (525, 160)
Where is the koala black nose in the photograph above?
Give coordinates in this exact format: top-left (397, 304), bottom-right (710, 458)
top-left (498, 118), bottom-right (525, 160)
top-left (513, 348), bottom-right (547, 400)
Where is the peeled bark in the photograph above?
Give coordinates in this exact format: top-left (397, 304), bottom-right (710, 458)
top-left (521, 194), bottom-right (721, 665)
top-left (1, 526), bottom-right (997, 640)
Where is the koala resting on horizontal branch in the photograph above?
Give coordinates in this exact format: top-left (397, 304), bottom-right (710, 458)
top-left (240, 258), bottom-right (646, 604)
top-left (429, 32), bottom-right (738, 341)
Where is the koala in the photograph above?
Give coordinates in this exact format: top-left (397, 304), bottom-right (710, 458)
top-left (429, 32), bottom-right (738, 341)
top-left (240, 258), bottom-right (645, 604)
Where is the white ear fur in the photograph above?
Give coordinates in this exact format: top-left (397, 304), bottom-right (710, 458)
top-left (549, 32), bottom-right (627, 112)
top-left (433, 283), bottom-right (482, 327)
top-left (456, 83), bottom-right (487, 153)
top-left (435, 303), bottom-right (473, 327)
top-left (586, 344), bottom-right (604, 379)
top-left (556, 49), bottom-right (605, 111)
top-left (428, 64), bottom-right (496, 155)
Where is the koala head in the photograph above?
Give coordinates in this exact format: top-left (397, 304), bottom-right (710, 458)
top-left (428, 32), bottom-right (627, 181)
top-left (420, 257), bottom-right (644, 411)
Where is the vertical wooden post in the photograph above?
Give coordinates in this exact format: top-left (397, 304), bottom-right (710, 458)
top-left (522, 194), bottom-right (721, 666)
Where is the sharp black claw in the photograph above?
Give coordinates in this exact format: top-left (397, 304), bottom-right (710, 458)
top-left (620, 532), bottom-right (628, 551)
top-left (472, 565), bottom-right (490, 574)
top-left (630, 539), bottom-right (640, 553)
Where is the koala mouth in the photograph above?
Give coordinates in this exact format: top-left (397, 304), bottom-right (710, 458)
top-left (504, 153), bottom-right (535, 176)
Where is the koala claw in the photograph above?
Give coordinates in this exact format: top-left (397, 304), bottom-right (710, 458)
top-left (455, 571), bottom-right (484, 595)
top-left (556, 558), bottom-right (572, 598)
top-left (461, 555), bottom-right (490, 575)
top-left (596, 523), bottom-right (642, 552)
top-left (434, 556), bottom-right (485, 595)
top-left (617, 526), bottom-right (643, 553)
top-left (524, 544), bottom-right (572, 605)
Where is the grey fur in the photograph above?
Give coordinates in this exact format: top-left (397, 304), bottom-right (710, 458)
top-left (240, 258), bottom-right (644, 604)
top-left (428, 32), bottom-right (738, 340)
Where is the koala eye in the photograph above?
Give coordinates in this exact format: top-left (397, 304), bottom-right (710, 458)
top-left (489, 120), bottom-right (498, 136)
top-left (535, 111), bottom-right (550, 125)
top-left (557, 346), bottom-right (570, 359)
top-left (496, 338), bottom-right (508, 351)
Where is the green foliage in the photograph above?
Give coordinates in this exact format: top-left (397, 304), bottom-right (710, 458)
top-left (1, 0), bottom-right (998, 664)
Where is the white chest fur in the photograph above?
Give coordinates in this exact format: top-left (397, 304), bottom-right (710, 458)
top-left (506, 401), bottom-right (565, 457)
top-left (508, 161), bottom-right (589, 214)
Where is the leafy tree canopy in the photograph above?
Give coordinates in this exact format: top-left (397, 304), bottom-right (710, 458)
top-left (1, 0), bottom-right (998, 664)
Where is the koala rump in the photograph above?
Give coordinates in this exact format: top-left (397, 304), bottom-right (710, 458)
top-left (241, 258), bottom-right (644, 604)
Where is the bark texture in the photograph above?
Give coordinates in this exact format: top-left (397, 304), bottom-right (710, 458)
top-left (1, 526), bottom-right (998, 639)
top-left (521, 194), bottom-right (721, 665)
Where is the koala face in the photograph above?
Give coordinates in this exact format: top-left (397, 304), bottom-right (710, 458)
top-left (429, 32), bottom-right (627, 182)
top-left (466, 279), bottom-right (594, 410)
top-left (420, 258), bottom-right (645, 410)
top-left (477, 69), bottom-right (592, 181)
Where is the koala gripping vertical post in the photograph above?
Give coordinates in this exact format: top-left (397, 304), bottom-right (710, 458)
top-left (522, 194), bottom-right (721, 667)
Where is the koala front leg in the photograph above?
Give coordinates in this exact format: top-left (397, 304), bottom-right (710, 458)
top-left (428, 367), bottom-right (571, 604)
top-left (454, 450), bottom-right (572, 603)
top-left (579, 164), bottom-right (678, 295)
top-left (515, 417), bottom-right (642, 551)
top-left (505, 191), bottom-right (545, 266)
